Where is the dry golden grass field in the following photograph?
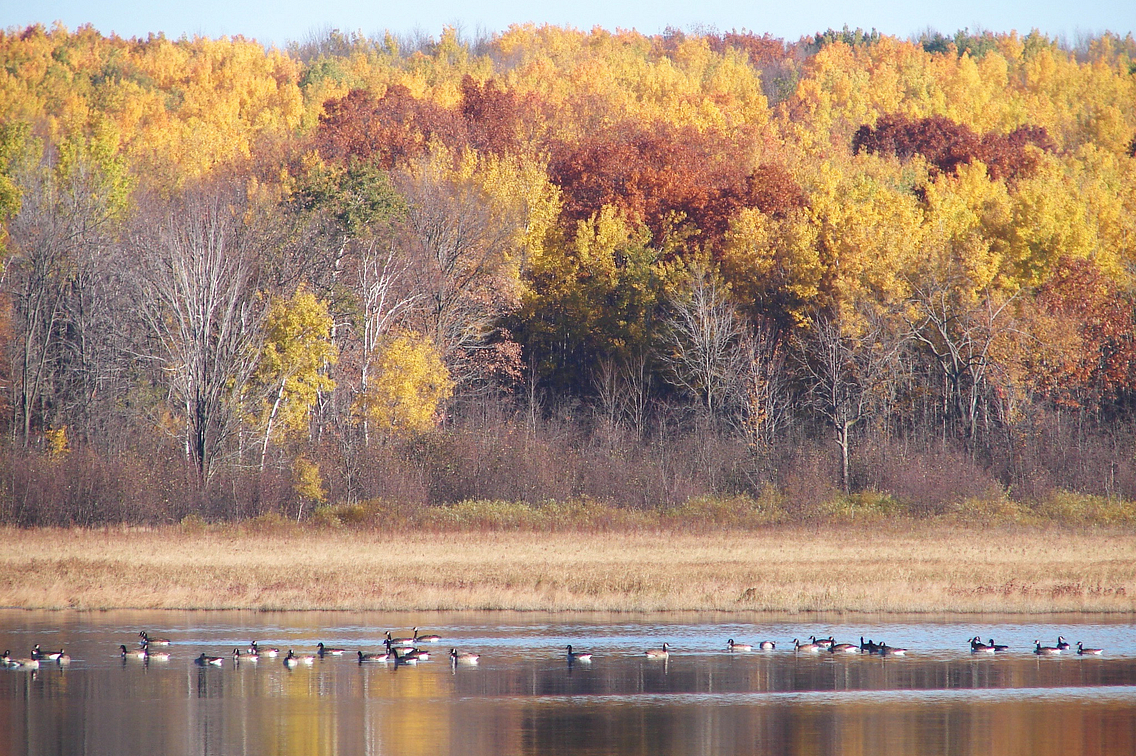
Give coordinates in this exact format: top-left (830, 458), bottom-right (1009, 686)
top-left (2, 523), bottom-right (1134, 614)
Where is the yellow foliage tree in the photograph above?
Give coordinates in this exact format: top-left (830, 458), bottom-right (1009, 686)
top-left (253, 287), bottom-right (338, 468)
top-left (356, 331), bottom-right (453, 438)
top-left (292, 455), bottom-right (326, 522)
top-left (719, 207), bottom-right (821, 329)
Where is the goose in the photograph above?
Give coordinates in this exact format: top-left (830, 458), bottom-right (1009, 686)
top-left (450, 648), bottom-right (480, 664)
top-left (121, 644), bottom-right (148, 661)
top-left (43, 648), bottom-right (66, 661)
top-left (1034, 640), bottom-right (1062, 655)
top-left (794, 638), bottom-right (822, 653)
top-left (9, 656), bottom-right (38, 669)
top-left (1077, 642), bottom-right (1103, 655)
top-left (1055, 636), bottom-right (1071, 651)
top-left (970, 637), bottom-right (995, 653)
top-left (54, 650), bottom-right (72, 665)
top-left (388, 630), bottom-right (417, 647)
top-left (145, 648), bottom-right (171, 662)
top-left (879, 643), bottom-right (907, 656)
top-left (811, 636), bottom-right (835, 649)
top-left (645, 643), bottom-right (670, 659)
top-left (986, 639), bottom-right (1010, 652)
top-left (392, 646), bottom-right (423, 664)
top-left (566, 645), bottom-right (593, 662)
top-left (139, 631), bottom-right (171, 646)
top-left (284, 650), bottom-right (316, 667)
top-left (727, 639), bottom-right (752, 651)
top-left (758, 641), bottom-right (776, 650)
top-left (860, 637), bottom-right (880, 654)
top-left (830, 642), bottom-right (859, 654)
top-left (317, 642), bottom-right (346, 657)
top-left (358, 649), bottom-right (391, 663)
top-left (250, 641), bottom-right (278, 658)
top-left (233, 648), bottom-right (258, 663)
top-left (415, 628), bottom-right (443, 643)
top-left (1, 650), bottom-right (11, 666)
top-left (31, 644), bottom-right (45, 660)
top-left (195, 653), bottom-right (224, 666)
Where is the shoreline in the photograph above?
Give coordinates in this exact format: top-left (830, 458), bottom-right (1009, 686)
top-left (3, 524), bottom-right (1134, 615)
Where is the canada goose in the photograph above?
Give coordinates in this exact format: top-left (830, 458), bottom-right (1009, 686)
top-left (987, 639), bottom-right (1009, 652)
top-left (317, 642), bottom-right (346, 657)
top-left (195, 653), bottom-right (224, 666)
top-left (1055, 636), bottom-right (1071, 650)
top-left (1, 650), bottom-right (11, 666)
top-left (859, 637), bottom-right (877, 654)
top-left (31, 644), bottom-right (45, 659)
top-left (727, 639), bottom-right (752, 651)
top-left (43, 648), bottom-right (65, 661)
top-left (1034, 640), bottom-right (1062, 655)
top-left (645, 643), bottom-right (670, 658)
top-left (9, 656), bottom-right (38, 669)
top-left (566, 645), bottom-right (593, 662)
top-left (1077, 642), bottom-right (1103, 655)
top-left (145, 648), bottom-right (171, 662)
top-left (830, 642), bottom-right (859, 654)
top-left (233, 648), bottom-right (258, 663)
top-left (450, 648), bottom-right (480, 664)
top-left (758, 640), bottom-right (776, 650)
top-left (392, 646), bottom-right (423, 664)
top-left (284, 650), bottom-right (315, 667)
top-left (358, 649), bottom-right (391, 663)
top-left (794, 638), bottom-right (821, 653)
top-left (970, 637), bottom-right (995, 653)
top-left (415, 628), bottom-right (443, 643)
top-left (139, 631), bottom-right (171, 646)
top-left (811, 636), bottom-right (835, 649)
top-left (55, 650), bottom-right (71, 665)
top-left (879, 643), bottom-right (907, 656)
top-left (388, 630), bottom-right (417, 647)
top-left (121, 644), bottom-right (148, 661)
top-left (250, 641), bottom-right (278, 657)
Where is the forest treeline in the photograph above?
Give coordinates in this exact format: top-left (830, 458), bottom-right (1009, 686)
top-left (2, 22), bottom-right (1136, 525)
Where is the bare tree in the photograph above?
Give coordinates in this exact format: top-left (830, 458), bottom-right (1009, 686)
top-left (732, 320), bottom-right (791, 452)
top-left (395, 156), bottom-right (522, 387)
top-left (906, 278), bottom-right (1021, 447)
top-left (4, 147), bottom-right (119, 446)
top-left (355, 238), bottom-right (425, 443)
top-left (796, 310), bottom-right (905, 493)
top-left (133, 181), bottom-right (263, 484)
top-left (658, 264), bottom-right (746, 419)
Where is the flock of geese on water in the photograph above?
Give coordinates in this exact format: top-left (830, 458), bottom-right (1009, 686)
top-left (1, 629), bottom-right (1106, 671)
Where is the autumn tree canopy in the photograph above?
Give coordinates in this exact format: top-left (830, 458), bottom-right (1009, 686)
top-left (3, 22), bottom-right (1136, 515)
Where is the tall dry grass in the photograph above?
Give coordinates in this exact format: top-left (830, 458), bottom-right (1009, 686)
top-left (2, 523), bottom-right (1133, 614)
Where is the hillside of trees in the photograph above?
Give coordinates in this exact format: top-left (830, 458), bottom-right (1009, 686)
top-left (2, 23), bottom-right (1136, 525)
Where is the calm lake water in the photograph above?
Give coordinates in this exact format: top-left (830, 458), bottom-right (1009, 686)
top-left (2, 610), bottom-right (1135, 756)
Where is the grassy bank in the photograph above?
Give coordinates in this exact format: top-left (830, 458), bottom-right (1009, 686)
top-left (2, 521), bottom-right (1134, 614)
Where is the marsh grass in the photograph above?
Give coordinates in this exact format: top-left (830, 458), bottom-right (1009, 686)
top-left (2, 515), bottom-right (1133, 614)
top-left (299, 491), bottom-right (1136, 531)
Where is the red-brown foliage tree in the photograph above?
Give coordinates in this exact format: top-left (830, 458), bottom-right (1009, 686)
top-left (548, 122), bottom-right (803, 252)
top-left (1034, 257), bottom-right (1136, 412)
top-left (316, 86), bottom-right (468, 168)
top-left (853, 114), bottom-right (1055, 181)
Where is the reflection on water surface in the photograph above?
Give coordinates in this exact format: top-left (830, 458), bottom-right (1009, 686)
top-left (2, 611), bottom-right (1134, 756)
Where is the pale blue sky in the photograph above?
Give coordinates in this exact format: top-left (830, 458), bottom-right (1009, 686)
top-left (6, 0), bottom-right (1135, 48)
